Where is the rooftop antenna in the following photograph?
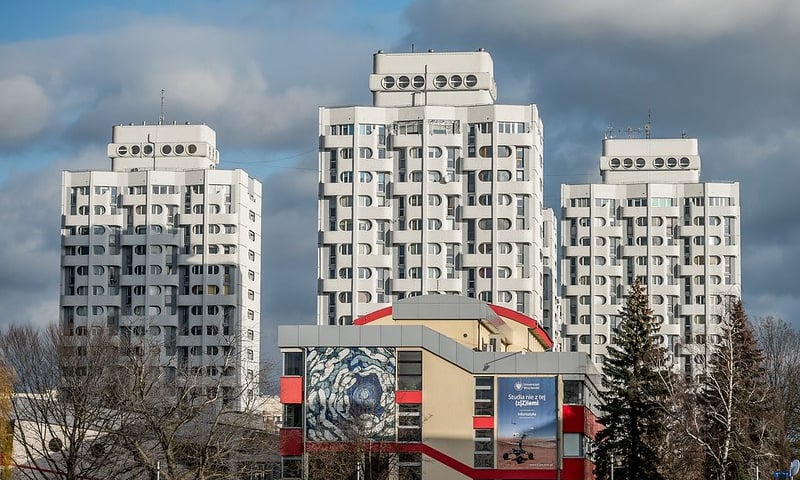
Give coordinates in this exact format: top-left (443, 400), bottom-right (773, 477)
top-left (411, 43), bottom-right (415, 53)
top-left (644, 109), bottom-right (652, 139)
top-left (159, 89), bottom-right (166, 125)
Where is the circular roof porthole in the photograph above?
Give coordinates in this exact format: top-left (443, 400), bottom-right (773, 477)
top-left (188, 144), bottom-right (197, 154)
top-left (680, 157), bottom-right (690, 168)
top-left (434, 75), bottom-right (447, 88)
top-left (175, 144), bottom-right (185, 155)
top-left (117, 145), bottom-right (128, 156)
top-left (397, 76), bottom-right (410, 89)
top-left (412, 75), bottom-right (424, 89)
top-left (623, 158), bottom-right (633, 168)
top-left (654, 157), bottom-right (664, 168)
top-left (635, 157), bottom-right (645, 168)
top-left (161, 145), bottom-right (172, 155)
top-left (667, 157), bottom-right (677, 168)
top-left (143, 144), bottom-right (153, 155)
top-left (610, 158), bottom-right (620, 168)
top-left (450, 75), bottom-right (463, 88)
top-left (465, 74), bottom-right (478, 87)
top-left (130, 145), bottom-right (141, 155)
top-left (381, 76), bottom-right (395, 89)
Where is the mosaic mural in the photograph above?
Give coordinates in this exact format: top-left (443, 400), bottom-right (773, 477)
top-left (305, 347), bottom-right (396, 441)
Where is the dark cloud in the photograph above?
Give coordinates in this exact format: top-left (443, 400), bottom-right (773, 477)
top-left (399, 0), bottom-right (800, 324)
top-left (2, 0), bottom-right (799, 349)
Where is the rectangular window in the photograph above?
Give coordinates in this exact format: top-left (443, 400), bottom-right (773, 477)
top-left (284, 351), bottom-right (303, 376)
top-left (398, 404), bottom-right (422, 442)
top-left (474, 428), bottom-right (494, 468)
top-left (282, 457), bottom-right (302, 480)
top-left (563, 380), bottom-right (584, 404)
top-left (283, 403), bottom-right (302, 428)
top-left (398, 452), bottom-right (422, 479)
top-left (396, 120), bottom-right (422, 135)
top-left (329, 123), bottom-right (354, 135)
top-left (398, 350), bottom-right (422, 390)
top-left (651, 197), bottom-right (675, 207)
top-left (563, 433), bottom-right (585, 457)
top-left (474, 376), bottom-right (494, 415)
top-left (570, 197), bottom-right (590, 207)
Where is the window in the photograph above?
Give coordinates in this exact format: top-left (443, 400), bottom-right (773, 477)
top-left (474, 428), bottom-right (494, 468)
top-left (398, 351), bottom-right (422, 390)
top-left (330, 123), bottom-right (354, 135)
top-left (357, 267), bottom-right (371, 279)
top-left (398, 404), bottom-right (422, 442)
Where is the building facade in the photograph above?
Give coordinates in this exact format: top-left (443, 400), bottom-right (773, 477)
top-left (60, 123), bottom-right (262, 408)
top-left (560, 137), bottom-right (741, 375)
top-left (541, 208), bottom-right (562, 350)
top-left (317, 50), bottom-right (546, 326)
top-left (280, 295), bottom-right (601, 480)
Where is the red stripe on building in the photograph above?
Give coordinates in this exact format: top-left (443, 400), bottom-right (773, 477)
top-left (472, 416), bottom-right (494, 429)
top-left (279, 376), bottom-right (303, 404)
top-left (488, 304), bottom-right (553, 349)
top-left (354, 306), bottom-right (393, 325)
top-left (279, 428), bottom-right (303, 456)
top-left (396, 390), bottom-right (423, 403)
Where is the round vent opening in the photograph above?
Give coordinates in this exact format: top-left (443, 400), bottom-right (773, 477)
top-left (635, 157), bottom-right (645, 168)
top-left (610, 158), bottom-right (620, 168)
top-left (175, 144), bottom-right (185, 155)
top-left (465, 74), bottom-right (478, 87)
top-left (667, 157), bottom-right (677, 168)
top-left (381, 76), bottom-right (395, 89)
top-left (623, 158), bottom-right (633, 168)
top-left (412, 75), bottom-right (424, 88)
top-left (450, 75), bottom-right (462, 88)
top-left (434, 75), bottom-right (447, 88)
top-left (680, 157), bottom-right (690, 167)
top-left (397, 76), bottom-right (410, 89)
top-left (161, 145), bottom-right (172, 155)
top-left (116, 145), bottom-right (128, 156)
top-left (654, 157), bottom-right (664, 168)
top-left (143, 144), bottom-right (154, 155)
top-left (130, 145), bottom-right (141, 155)
top-left (188, 144), bottom-right (197, 154)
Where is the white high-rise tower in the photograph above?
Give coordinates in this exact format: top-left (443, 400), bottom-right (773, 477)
top-left (560, 136), bottom-right (741, 375)
top-left (317, 50), bottom-right (547, 327)
top-left (60, 123), bottom-right (262, 409)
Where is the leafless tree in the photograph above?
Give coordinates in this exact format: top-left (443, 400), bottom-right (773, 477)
top-left (0, 324), bottom-right (126, 480)
top-left (306, 412), bottom-right (419, 480)
top-left (0, 325), bottom-right (278, 480)
top-left (755, 316), bottom-right (800, 459)
top-left (105, 334), bottom-right (277, 480)
top-left (658, 301), bottom-right (782, 480)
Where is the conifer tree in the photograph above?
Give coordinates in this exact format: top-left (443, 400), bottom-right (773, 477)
top-left (594, 279), bottom-right (671, 480)
top-left (699, 300), bottom-right (781, 480)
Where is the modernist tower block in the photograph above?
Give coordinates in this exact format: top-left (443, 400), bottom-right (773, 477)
top-left (560, 136), bottom-right (741, 375)
top-left (60, 123), bottom-right (262, 409)
top-left (317, 50), bottom-right (553, 330)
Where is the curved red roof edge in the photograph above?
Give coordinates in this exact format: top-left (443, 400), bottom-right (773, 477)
top-left (354, 304), bottom-right (554, 350)
top-left (488, 304), bottom-right (554, 349)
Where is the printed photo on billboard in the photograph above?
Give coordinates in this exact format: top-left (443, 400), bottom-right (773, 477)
top-left (496, 376), bottom-right (558, 470)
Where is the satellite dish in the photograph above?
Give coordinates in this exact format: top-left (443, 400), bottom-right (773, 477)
top-left (790, 459), bottom-right (800, 477)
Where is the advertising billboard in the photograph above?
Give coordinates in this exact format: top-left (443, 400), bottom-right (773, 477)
top-left (496, 376), bottom-right (558, 470)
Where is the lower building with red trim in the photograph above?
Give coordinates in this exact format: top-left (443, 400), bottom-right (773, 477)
top-left (279, 295), bottom-right (601, 480)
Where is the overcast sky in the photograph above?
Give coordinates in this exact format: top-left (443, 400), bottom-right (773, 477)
top-left (1, 0), bottom-right (798, 363)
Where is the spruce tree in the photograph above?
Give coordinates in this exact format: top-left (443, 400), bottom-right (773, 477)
top-left (699, 300), bottom-right (779, 480)
top-left (594, 279), bottom-right (671, 480)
